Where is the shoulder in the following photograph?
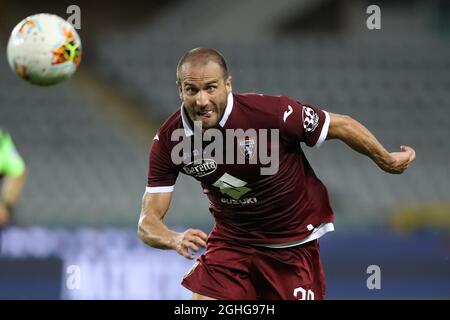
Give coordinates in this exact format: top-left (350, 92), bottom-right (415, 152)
top-left (234, 93), bottom-right (282, 109)
top-left (154, 109), bottom-right (182, 139)
top-left (232, 93), bottom-right (280, 119)
top-left (234, 93), bottom-right (298, 112)
top-left (233, 93), bottom-right (301, 124)
top-left (0, 129), bottom-right (11, 148)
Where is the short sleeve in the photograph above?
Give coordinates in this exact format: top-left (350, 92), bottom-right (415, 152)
top-left (146, 131), bottom-right (179, 193)
top-left (278, 96), bottom-right (330, 148)
top-left (0, 132), bottom-right (25, 177)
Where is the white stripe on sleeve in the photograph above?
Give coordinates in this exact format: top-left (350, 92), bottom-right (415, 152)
top-left (315, 110), bottom-right (330, 148)
top-left (145, 186), bottom-right (174, 193)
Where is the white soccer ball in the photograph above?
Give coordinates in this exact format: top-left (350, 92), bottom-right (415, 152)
top-left (6, 13), bottom-right (82, 86)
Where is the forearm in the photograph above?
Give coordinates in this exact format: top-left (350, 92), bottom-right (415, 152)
top-left (328, 114), bottom-right (393, 170)
top-left (1, 170), bottom-right (26, 207)
top-left (138, 211), bottom-right (180, 250)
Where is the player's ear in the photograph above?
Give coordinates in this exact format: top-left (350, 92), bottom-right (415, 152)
top-left (176, 81), bottom-right (183, 100)
top-left (225, 76), bottom-right (232, 94)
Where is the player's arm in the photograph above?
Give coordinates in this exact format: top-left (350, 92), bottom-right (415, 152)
top-left (138, 192), bottom-right (207, 260)
top-left (326, 113), bottom-right (416, 174)
top-left (0, 132), bottom-right (27, 225)
top-left (0, 170), bottom-right (27, 221)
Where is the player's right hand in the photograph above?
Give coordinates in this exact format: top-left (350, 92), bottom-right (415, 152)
top-left (174, 228), bottom-right (208, 260)
top-left (384, 145), bottom-right (416, 174)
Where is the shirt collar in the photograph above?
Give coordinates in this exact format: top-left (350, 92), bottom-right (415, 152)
top-left (181, 92), bottom-right (234, 137)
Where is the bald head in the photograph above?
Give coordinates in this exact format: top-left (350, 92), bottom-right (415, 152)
top-left (176, 47), bottom-right (228, 83)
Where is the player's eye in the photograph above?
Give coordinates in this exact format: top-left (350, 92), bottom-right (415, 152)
top-left (185, 87), bottom-right (197, 95)
top-left (206, 86), bottom-right (216, 93)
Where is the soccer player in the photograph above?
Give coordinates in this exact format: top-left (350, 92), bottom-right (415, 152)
top-left (138, 48), bottom-right (416, 300)
top-left (0, 129), bottom-right (26, 226)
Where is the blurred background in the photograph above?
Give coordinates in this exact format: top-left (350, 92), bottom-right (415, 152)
top-left (0, 0), bottom-right (449, 299)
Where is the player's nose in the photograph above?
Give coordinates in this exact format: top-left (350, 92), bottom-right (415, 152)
top-left (196, 90), bottom-right (209, 107)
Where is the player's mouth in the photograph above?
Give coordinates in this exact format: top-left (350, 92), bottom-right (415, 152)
top-left (196, 110), bottom-right (214, 120)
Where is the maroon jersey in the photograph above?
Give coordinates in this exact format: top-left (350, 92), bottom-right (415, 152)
top-left (147, 93), bottom-right (334, 246)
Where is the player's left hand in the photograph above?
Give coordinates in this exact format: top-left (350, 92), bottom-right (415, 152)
top-left (174, 228), bottom-right (208, 260)
top-left (383, 145), bottom-right (416, 174)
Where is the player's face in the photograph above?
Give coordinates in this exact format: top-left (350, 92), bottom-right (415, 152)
top-left (178, 61), bottom-right (232, 129)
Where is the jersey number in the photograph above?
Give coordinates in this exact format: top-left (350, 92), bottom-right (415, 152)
top-left (293, 287), bottom-right (315, 300)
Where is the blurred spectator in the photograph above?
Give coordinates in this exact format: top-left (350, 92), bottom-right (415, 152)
top-left (0, 128), bottom-right (26, 226)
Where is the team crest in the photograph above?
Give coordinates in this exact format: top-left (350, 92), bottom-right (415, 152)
top-left (239, 137), bottom-right (257, 160)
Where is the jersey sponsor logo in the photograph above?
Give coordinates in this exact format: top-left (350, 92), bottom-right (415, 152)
top-left (213, 173), bottom-right (251, 200)
top-left (238, 137), bottom-right (256, 160)
top-left (182, 158), bottom-right (217, 177)
top-left (220, 197), bottom-right (257, 205)
top-left (283, 105), bottom-right (293, 122)
top-left (302, 106), bottom-right (319, 132)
